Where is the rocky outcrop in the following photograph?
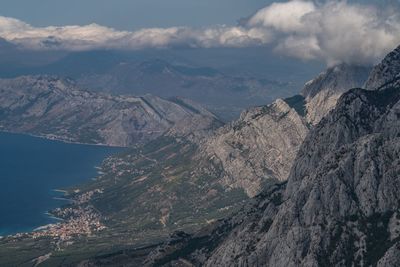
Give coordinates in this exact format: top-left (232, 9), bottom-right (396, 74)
top-left (302, 63), bottom-right (371, 125)
top-left (198, 64), bottom-right (370, 197)
top-left (201, 86), bottom-right (400, 267)
top-left (200, 98), bottom-right (308, 197)
top-left (365, 45), bottom-right (400, 90)
top-left (146, 46), bottom-right (400, 266)
top-left (0, 76), bottom-right (222, 147)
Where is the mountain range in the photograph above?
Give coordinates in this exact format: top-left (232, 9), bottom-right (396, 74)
top-left (74, 58), bottom-right (297, 121)
top-left (0, 75), bottom-right (221, 147)
top-left (74, 47), bottom-right (400, 266)
top-left (142, 45), bottom-right (400, 267)
top-left (0, 39), bottom-right (323, 121)
top-left (1, 41), bottom-right (399, 266)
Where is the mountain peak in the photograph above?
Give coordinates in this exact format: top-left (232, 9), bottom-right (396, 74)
top-left (365, 45), bottom-right (400, 90)
top-left (301, 63), bottom-right (371, 125)
top-left (301, 63), bottom-right (371, 99)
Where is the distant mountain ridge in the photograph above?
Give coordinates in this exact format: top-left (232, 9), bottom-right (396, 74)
top-left (75, 58), bottom-right (297, 121)
top-left (0, 75), bottom-right (222, 147)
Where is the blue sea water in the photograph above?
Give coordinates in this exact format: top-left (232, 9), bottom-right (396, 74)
top-left (0, 132), bottom-right (122, 236)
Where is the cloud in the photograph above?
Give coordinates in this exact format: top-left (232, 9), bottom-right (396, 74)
top-left (1, 1), bottom-right (400, 66)
top-left (247, 0), bottom-right (316, 32)
top-left (264, 1), bottom-right (400, 66)
top-left (0, 16), bottom-right (273, 51)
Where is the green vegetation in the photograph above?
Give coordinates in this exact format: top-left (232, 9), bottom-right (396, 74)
top-left (0, 136), bottom-right (248, 265)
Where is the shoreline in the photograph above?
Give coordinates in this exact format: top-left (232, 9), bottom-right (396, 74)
top-left (0, 131), bottom-right (121, 238)
top-left (0, 129), bottom-right (128, 149)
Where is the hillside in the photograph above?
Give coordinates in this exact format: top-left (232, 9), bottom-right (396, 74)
top-left (0, 75), bottom-right (222, 147)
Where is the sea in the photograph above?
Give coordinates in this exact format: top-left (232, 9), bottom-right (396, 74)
top-left (0, 132), bottom-right (122, 236)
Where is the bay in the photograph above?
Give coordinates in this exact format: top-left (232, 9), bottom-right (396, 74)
top-left (0, 132), bottom-right (122, 236)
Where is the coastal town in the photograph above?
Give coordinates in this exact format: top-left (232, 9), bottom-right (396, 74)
top-left (6, 189), bottom-right (106, 247)
top-left (1, 147), bottom-right (159, 247)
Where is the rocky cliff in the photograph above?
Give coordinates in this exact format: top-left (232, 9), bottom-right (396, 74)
top-left (365, 45), bottom-right (400, 90)
top-left (198, 64), bottom-right (370, 197)
top-left (0, 76), bottom-right (222, 147)
top-left (146, 46), bottom-right (400, 267)
top-left (199, 98), bottom-right (308, 197)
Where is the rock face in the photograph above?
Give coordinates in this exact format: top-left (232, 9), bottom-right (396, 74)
top-left (200, 98), bottom-right (308, 197)
top-left (0, 76), bottom-right (222, 147)
top-left (147, 47), bottom-right (400, 267)
top-left (203, 87), bottom-right (400, 267)
top-left (199, 64), bottom-right (370, 197)
top-left (365, 45), bottom-right (400, 90)
top-left (302, 63), bottom-right (371, 125)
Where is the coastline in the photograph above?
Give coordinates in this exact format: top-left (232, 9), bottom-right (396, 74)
top-left (0, 132), bottom-right (121, 238)
top-left (0, 129), bottom-right (127, 149)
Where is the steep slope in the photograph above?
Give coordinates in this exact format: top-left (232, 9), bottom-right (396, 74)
top-left (0, 76), bottom-right (222, 147)
top-left (302, 63), bottom-right (371, 125)
top-left (200, 98), bottom-right (308, 197)
top-left (146, 51), bottom-right (400, 266)
top-left (365, 45), bottom-right (400, 90)
top-left (204, 87), bottom-right (400, 267)
top-left (198, 64), bottom-right (370, 197)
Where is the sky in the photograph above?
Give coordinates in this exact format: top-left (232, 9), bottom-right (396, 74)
top-left (0, 0), bottom-right (399, 66)
top-left (0, 0), bottom-right (272, 30)
top-left (0, 0), bottom-right (391, 30)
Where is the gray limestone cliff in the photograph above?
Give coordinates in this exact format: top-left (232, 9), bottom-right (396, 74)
top-left (365, 45), bottom-right (400, 90)
top-left (198, 64), bottom-right (370, 197)
top-left (199, 98), bottom-right (308, 197)
top-left (201, 86), bottom-right (400, 267)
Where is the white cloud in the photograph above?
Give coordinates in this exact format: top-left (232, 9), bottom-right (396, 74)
top-left (293, 1), bottom-right (400, 66)
top-left (1, 1), bottom-right (400, 66)
top-left (0, 17), bottom-right (273, 51)
top-left (247, 0), bottom-right (316, 32)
